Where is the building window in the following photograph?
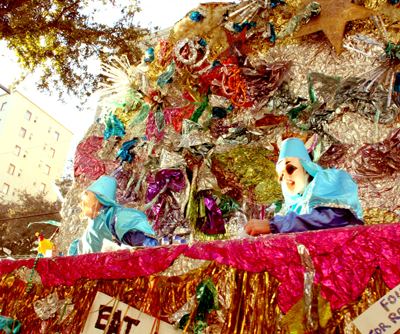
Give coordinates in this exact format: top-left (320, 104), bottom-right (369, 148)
top-left (17, 169), bottom-right (22, 177)
top-left (19, 128), bottom-right (26, 138)
top-left (34, 116), bottom-right (38, 123)
top-left (8, 164), bottom-right (15, 175)
top-left (40, 183), bottom-right (46, 192)
top-left (54, 131), bottom-right (59, 141)
top-left (0, 102), bottom-right (7, 111)
top-left (29, 133), bottom-right (33, 140)
top-left (25, 111), bottom-right (32, 120)
top-left (49, 148), bottom-right (55, 157)
top-left (48, 127), bottom-right (52, 133)
top-left (44, 165), bottom-right (51, 175)
top-left (2, 183), bottom-right (9, 194)
top-left (14, 146), bottom-right (21, 156)
top-left (43, 143), bottom-right (47, 150)
top-left (23, 151), bottom-right (27, 158)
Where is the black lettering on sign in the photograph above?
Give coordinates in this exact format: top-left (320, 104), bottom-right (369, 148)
top-left (95, 305), bottom-right (113, 330)
top-left (381, 299), bottom-right (390, 312)
top-left (389, 312), bottom-right (400, 324)
top-left (124, 316), bottom-right (141, 334)
top-left (379, 323), bottom-right (391, 332)
top-left (395, 291), bottom-right (400, 298)
top-left (107, 310), bottom-right (122, 334)
top-left (388, 295), bottom-right (397, 304)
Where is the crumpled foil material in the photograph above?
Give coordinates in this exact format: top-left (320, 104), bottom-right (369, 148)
top-left (214, 146), bottom-right (283, 205)
top-left (169, 295), bottom-right (197, 327)
top-left (157, 254), bottom-right (207, 277)
top-left (13, 266), bottom-right (42, 285)
top-left (209, 94), bottom-right (231, 109)
top-left (277, 1), bottom-right (321, 40)
top-left (97, 135), bottom-right (122, 161)
top-left (74, 136), bottom-right (105, 181)
top-left (356, 171), bottom-right (400, 216)
top-left (159, 148), bottom-right (187, 170)
top-left (33, 292), bottom-right (73, 321)
top-left (323, 112), bottom-right (400, 147)
top-left (197, 158), bottom-right (221, 194)
top-left (363, 208), bottom-right (399, 225)
top-left (178, 130), bottom-right (214, 148)
top-left (334, 77), bottom-right (399, 124)
top-left (296, 242), bottom-right (317, 333)
top-left (352, 128), bottom-right (400, 179)
top-left (55, 181), bottom-right (87, 255)
top-left (260, 34), bottom-right (388, 103)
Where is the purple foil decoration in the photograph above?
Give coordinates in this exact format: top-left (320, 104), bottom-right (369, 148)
top-left (201, 195), bottom-right (226, 235)
top-left (146, 169), bottom-right (186, 220)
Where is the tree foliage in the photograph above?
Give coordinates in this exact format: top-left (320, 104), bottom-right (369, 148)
top-left (0, 0), bottom-right (151, 105)
top-left (0, 190), bottom-right (61, 257)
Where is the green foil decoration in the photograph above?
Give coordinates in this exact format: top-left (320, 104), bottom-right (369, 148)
top-left (157, 60), bottom-right (175, 88)
top-left (214, 146), bottom-right (283, 205)
top-left (218, 195), bottom-right (240, 218)
top-left (128, 103), bottom-right (151, 127)
top-left (179, 278), bottom-right (220, 333)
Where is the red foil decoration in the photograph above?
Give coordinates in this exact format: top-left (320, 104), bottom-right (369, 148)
top-left (74, 136), bottom-right (105, 180)
top-left (3, 224), bottom-right (400, 313)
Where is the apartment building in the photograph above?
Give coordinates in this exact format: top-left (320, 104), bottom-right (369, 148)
top-left (0, 86), bottom-right (73, 202)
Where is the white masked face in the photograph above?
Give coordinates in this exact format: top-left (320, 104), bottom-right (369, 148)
top-left (276, 157), bottom-right (308, 196)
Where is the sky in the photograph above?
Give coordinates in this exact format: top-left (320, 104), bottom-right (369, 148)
top-left (0, 0), bottom-right (231, 175)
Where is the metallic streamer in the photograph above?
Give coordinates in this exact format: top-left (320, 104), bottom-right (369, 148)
top-left (296, 242), bottom-right (317, 333)
top-left (277, 1), bottom-right (321, 40)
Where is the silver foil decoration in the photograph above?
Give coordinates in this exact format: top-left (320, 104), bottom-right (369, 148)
top-left (157, 254), bottom-right (207, 277)
top-left (34, 292), bottom-right (74, 321)
top-left (159, 149), bottom-right (187, 170)
top-left (296, 242), bottom-right (316, 333)
top-left (13, 266), bottom-right (42, 285)
top-left (209, 95), bottom-right (231, 109)
top-left (169, 295), bottom-right (197, 327)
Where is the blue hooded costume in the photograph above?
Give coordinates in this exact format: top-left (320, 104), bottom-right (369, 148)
top-left (68, 176), bottom-right (158, 255)
top-left (269, 138), bottom-right (364, 234)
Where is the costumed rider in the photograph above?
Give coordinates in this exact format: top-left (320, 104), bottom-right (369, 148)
top-left (69, 176), bottom-right (158, 255)
top-left (244, 138), bottom-right (364, 235)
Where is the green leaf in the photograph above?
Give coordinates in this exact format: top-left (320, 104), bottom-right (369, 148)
top-left (27, 220), bottom-right (61, 228)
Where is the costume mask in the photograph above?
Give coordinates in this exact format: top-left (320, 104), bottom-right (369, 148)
top-left (276, 157), bottom-right (308, 196)
top-left (80, 191), bottom-right (100, 219)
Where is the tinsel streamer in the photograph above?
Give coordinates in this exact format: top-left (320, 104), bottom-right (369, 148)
top-left (296, 243), bottom-right (318, 333)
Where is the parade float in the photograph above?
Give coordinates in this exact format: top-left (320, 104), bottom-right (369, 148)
top-left (1, 0), bottom-right (400, 332)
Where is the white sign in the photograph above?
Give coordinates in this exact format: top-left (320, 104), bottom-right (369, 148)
top-left (353, 283), bottom-right (400, 334)
top-left (83, 292), bottom-right (181, 334)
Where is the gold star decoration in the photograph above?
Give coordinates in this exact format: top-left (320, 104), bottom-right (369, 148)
top-left (294, 0), bottom-right (376, 54)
